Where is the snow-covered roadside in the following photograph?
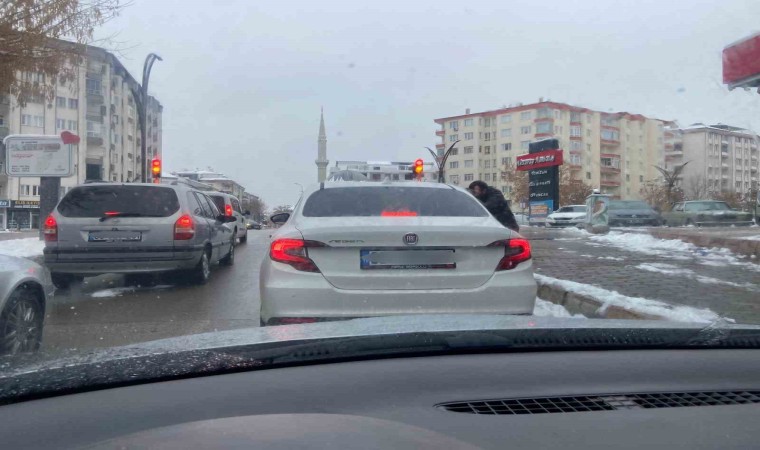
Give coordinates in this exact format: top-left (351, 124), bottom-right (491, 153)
top-left (636, 263), bottom-right (760, 292)
top-left (89, 285), bottom-right (174, 298)
top-left (0, 237), bottom-right (45, 258)
top-left (588, 231), bottom-right (760, 271)
top-left (533, 298), bottom-right (585, 318)
top-left (535, 274), bottom-right (727, 324)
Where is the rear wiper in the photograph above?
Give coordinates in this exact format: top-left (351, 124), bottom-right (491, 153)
top-left (99, 213), bottom-right (162, 222)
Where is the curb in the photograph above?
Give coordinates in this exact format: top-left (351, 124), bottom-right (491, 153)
top-left (536, 281), bottom-right (662, 321)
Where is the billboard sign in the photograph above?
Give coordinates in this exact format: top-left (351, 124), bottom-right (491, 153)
top-left (3, 134), bottom-right (75, 177)
top-left (522, 139), bottom-right (563, 223)
top-left (515, 149), bottom-right (564, 171)
top-left (723, 32), bottom-right (760, 89)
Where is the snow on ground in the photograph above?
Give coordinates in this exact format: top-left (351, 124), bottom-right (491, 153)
top-left (741, 235), bottom-right (760, 241)
top-left (635, 263), bottom-right (759, 292)
top-left (533, 298), bottom-right (585, 318)
top-left (534, 274), bottom-right (727, 324)
top-left (588, 231), bottom-right (760, 272)
top-left (0, 237), bottom-right (45, 258)
top-left (90, 285), bottom-right (174, 298)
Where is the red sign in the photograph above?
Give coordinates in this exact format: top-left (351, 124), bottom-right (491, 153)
top-left (60, 131), bottom-right (80, 145)
top-left (723, 32), bottom-right (760, 87)
top-left (515, 149), bottom-right (564, 171)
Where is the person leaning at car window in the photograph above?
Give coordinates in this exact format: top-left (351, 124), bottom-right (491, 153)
top-left (468, 180), bottom-right (519, 232)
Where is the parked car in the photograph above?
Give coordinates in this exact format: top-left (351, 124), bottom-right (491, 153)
top-left (259, 182), bottom-right (536, 326)
top-left (545, 205), bottom-right (587, 227)
top-left (608, 200), bottom-right (662, 227)
top-left (43, 181), bottom-right (237, 289)
top-left (0, 255), bottom-right (53, 355)
top-left (208, 192), bottom-right (248, 244)
top-left (661, 200), bottom-right (755, 227)
top-left (513, 213), bottom-right (530, 226)
top-left (246, 219), bottom-right (262, 230)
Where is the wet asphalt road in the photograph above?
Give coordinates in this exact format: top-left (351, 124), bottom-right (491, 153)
top-left (41, 230), bottom-right (270, 353)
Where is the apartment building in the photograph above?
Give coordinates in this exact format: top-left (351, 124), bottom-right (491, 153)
top-left (663, 123), bottom-right (759, 196)
top-left (328, 161), bottom-right (439, 182)
top-left (0, 45), bottom-right (162, 230)
top-left (434, 100), bottom-right (667, 202)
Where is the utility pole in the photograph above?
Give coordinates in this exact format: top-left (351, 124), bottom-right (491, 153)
top-left (139, 53), bottom-right (162, 182)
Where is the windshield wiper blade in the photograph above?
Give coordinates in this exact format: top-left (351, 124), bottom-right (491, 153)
top-left (99, 213), bottom-right (162, 222)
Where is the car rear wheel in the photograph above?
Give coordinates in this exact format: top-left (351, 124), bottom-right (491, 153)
top-left (189, 250), bottom-right (211, 285)
top-left (0, 285), bottom-right (44, 355)
top-left (239, 232), bottom-right (248, 244)
top-left (51, 273), bottom-right (79, 290)
top-left (220, 238), bottom-right (235, 266)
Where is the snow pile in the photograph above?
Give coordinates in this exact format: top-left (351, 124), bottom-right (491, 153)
top-left (740, 235), bottom-right (760, 241)
top-left (0, 238), bottom-right (45, 258)
top-left (535, 274), bottom-right (726, 324)
top-left (533, 298), bottom-right (585, 318)
top-left (635, 262), bottom-right (759, 292)
top-left (588, 231), bottom-right (760, 271)
top-left (90, 285), bottom-right (174, 298)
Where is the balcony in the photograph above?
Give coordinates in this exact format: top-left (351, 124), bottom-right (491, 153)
top-left (534, 116), bottom-right (553, 123)
top-left (435, 130), bottom-right (445, 137)
top-left (86, 89), bottom-right (104, 105)
top-left (600, 138), bottom-right (620, 146)
top-left (600, 179), bottom-right (621, 187)
top-left (601, 166), bottom-right (621, 174)
top-left (569, 135), bottom-right (583, 141)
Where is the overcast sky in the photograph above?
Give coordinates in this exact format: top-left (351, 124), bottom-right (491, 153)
top-left (96, 0), bottom-right (760, 207)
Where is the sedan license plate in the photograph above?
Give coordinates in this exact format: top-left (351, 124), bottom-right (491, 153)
top-left (360, 249), bottom-right (455, 270)
top-left (88, 231), bottom-right (142, 243)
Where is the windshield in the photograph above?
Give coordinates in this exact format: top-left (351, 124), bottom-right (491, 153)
top-left (609, 201), bottom-right (652, 210)
top-left (302, 187), bottom-right (488, 217)
top-left (685, 201), bottom-right (731, 211)
top-left (2, 0), bottom-right (760, 394)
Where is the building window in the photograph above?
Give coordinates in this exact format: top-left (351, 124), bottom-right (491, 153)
top-left (484, 146), bottom-right (491, 154)
top-left (536, 122), bottom-right (551, 134)
top-left (464, 173), bottom-right (474, 182)
top-left (483, 118), bottom-right (492, 127)
top-left (450, 175), bottom-right (460, 184)
top-left (464, 132), bottom-right (474, 140)
top-left (500, 114), bottom-right (511, 124)
top-left (56, 96), bottom-right (67, 108)
top-left (586, 172), bottom-right (591, 180)
top-left (32, 185), bottom-right (39, 196)
top-left (626, 174), bottom-right (631, 181)
top-left (483, 132), bottom-right (491, 141)
top-left (501, 157), bottom-right (511, 166)
top-left (570, 154), bottom-right (581, 165)
top-left (484, 160), bottom-right (491, 169)
top-left (68, 120), bottom-right (78, 130)
top-left (464, 160), bottom-right (474, 168)
top-left (22, 185), bottom-right (30, 195)
top-left (68, 98), bottom-right (78, 109)
top-left (449, 134), bottom-right (458, 142)
top-left (570, 126), bottom-right (581, 137)
top-left (571, 141), bottom-right (582, 150)
top-left (601, 129), bottom-right (619, 141)
top-left (464, 119), bottom-right (473, 126)
top-left (520, 126), bottom-right (531, 135)
top-left (502, 186), bottom-right (510, 194)
top-left (639, 175), bottom-right (644, 182)
top-left (21, 114), bottom-right (32, 125)
top-left (520, 111), bottom-right (531, 121)
top-left (501, 143), bottom-right (512, 151)
top-left (520, 141), bottom-right (530, 150)
top-left (56, 119), bottom-right (65, 130)
top-left (500, 128), bottom-right (511, 138)
top-left (449, 148), bottom-right (458, 156)
top-left (449, 161), bottom-right (459, 169)
top-left (586, 129), bottom-right (592, 137)
top-left (484, 173), bottom-right (491, 181)
top-left (464, 146), bottom-right (474, 154)
top-left (449, 120), bottom-right (459, 129)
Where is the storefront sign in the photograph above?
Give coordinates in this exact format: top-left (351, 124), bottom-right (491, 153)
top-left (0, 199), bottom-right (9, 208)
top-left (11, 200), bottom-right (40, 209)
top-left (515, 149), bottom-right (564, 171)
top-left (3, 134), bottom-right (75, 177)
top-left (524, 139), bottom-right (563, 222)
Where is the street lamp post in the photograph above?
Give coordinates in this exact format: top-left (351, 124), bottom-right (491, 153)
top-left (139, 53), bottom-right (162, 182)
top-left (426, 141), bottom-right (460, 183)
top-left (294, 182), bottom-right (304, 195)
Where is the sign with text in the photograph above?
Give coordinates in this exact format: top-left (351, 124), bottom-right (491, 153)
top-left (11, 200), bottom-right (40, 209)
top-left (524, 139), bottom-right (562, 222)
top-left (0, 199), bottom-right (10, 208)
top-left (3, 134), bottom-right (75, 177)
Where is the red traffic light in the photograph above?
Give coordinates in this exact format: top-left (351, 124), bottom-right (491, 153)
top-left (151, 158), bottom-right (161, 176)
top-left (413, 159), bottom-right (424, 175)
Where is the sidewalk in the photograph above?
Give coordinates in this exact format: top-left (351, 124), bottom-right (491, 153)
top-left (524, 227), bottom-right (760, 324)
top-left (0, 230), bottom-right (39, 241)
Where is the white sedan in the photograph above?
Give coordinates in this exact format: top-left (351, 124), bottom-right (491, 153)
top-left (259, 182), bottom-right (537, 326)
top-left (545, 205), bottom-right (587, 227)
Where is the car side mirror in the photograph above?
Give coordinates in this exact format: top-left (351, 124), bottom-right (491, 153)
top-left (270, 212), bottom-right (290, 224)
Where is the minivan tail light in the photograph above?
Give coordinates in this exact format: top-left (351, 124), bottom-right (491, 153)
top-left (43, 215), bottom-right (58, 242)
top-left (488, 238), bottom-right (531, 271)
top-left (270, 239), bottom-right (325, 272)
top-left (225, 204), bottom-right (233, 216)
top-left (174, 214), bottom-right (195, 240)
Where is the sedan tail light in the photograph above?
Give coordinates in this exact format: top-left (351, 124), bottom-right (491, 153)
top-left (270, 239), bottom-right (325, 272)
top-left (488, 238), bottom-right (531, 271)
top-left (43, 215), bottom-right (58, 242)
top-left (174, 214), bottom-right (195, 240)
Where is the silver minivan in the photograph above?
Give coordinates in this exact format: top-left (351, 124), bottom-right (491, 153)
top-left (43, 181), bottom-right (237, 288)
top-left (207, 192), bottom-right (248, 244)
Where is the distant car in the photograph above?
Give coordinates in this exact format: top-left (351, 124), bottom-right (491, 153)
top-left (43, 182), bottom-right (237, 289)
top-left (545, 205), bottom-right (587, 227)
top-left (208, 192), bottom-right (249, 244)
top-left (608, 200), bottom-right (662, 227)
top-left (246, 220), bottom-right (262, 230)
top-left (259, 182), bottom-right (536, 326)
top-left (513, 213), bottom-right (529, 226)
top-left (0, 255), bottom-right (53, 355)
top-left (662, 201), bottom-right (754, 227)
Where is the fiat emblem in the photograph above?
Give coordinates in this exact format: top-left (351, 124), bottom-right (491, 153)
top-left (403, 233), bottom-right (418, 245)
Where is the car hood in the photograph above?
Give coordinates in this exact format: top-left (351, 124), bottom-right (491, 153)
top-left (609, 209), bottom-right (657, 216)
top-left (1, 315), bottom-right (759, 404)
top-left (547, 212), bottom-right (585, 219)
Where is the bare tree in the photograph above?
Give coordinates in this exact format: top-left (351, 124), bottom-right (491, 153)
top-left (242, 195), bottom-right (267, 220)
top-left (712, 190), bottom-right (744, 209)
top-left (499, 161), bottom-right (529, 207)
top-left (653, 162), bottom-right (689, 207)
top-left (685, 175), bottom-right (709, 200)
top-left (272, 205), bottom-right (293, 215)
top-left (0, 0), bottom-right (129, 105)
top-left (558, 167), bottom-right (593, 205)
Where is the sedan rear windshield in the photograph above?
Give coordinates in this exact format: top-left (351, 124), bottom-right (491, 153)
top-left (684, 201), bottom-right (731, 211)
top-left (557, 206), bottom-right (586, 213)
top-left (610, 201), bottom-right (651, 210)
top-left (302, 186), bottom-right (489, 217)
top-left (57, 185), bottom-right (180, 218)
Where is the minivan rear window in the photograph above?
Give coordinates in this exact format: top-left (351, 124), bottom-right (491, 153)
top-left (57, 185), bottom-right (180, 218)
top-left (209, 195), bottom-right (226, 214)
top-left (302, 186), bottom-right (489, 217)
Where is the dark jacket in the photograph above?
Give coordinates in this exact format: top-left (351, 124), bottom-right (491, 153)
top-left (479, 186), bottom-right (519, 232)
